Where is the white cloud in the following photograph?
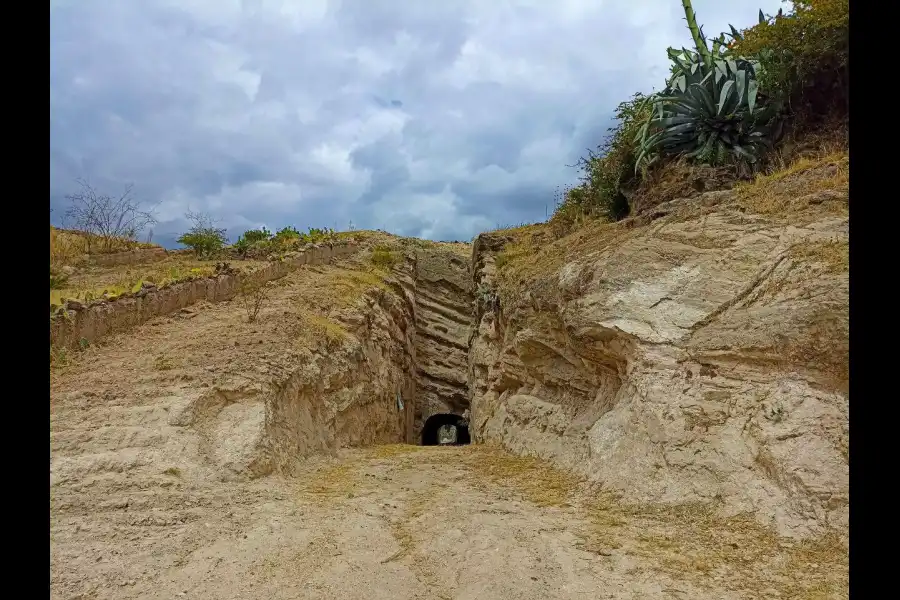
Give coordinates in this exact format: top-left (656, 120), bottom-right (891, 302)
top-left (50, 0), bottom-right (785, 246)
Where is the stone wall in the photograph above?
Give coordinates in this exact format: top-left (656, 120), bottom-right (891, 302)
top-left (50, 243), bottom-right (358, 351)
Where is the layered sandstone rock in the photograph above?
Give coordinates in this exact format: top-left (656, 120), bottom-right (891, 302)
top-left (410, 248), bottom-right (473, 439)
top-left (468, 179), bottom-right (849, 539)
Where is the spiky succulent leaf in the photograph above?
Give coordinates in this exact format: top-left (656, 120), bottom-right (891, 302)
top-left (747, 78), bottom-right (759, 113)
top-left (635, 61), bottom-right (782, 172)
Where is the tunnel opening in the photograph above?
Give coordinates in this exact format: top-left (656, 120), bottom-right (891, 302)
top-left (421, 413), bottom-right (471, 446)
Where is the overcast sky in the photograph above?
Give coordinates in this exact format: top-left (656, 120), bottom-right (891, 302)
top-left (50, 0), bottom-right (783, 247)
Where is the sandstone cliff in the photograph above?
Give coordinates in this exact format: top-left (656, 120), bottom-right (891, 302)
top-left (468, 158), bottom-right (849, 539)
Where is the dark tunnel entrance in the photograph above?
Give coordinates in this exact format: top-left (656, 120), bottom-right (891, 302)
top-left (421, 413), bottom-right (471, 446)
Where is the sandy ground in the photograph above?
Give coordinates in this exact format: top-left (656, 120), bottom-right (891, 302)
top-left (48, 446), bottom-right (692, 600)
top-left (50, 442), bottom-right (848, 600)
top-left (54, 446), bottom-right (583, 600)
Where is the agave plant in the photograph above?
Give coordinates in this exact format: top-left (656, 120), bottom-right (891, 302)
top-left (635, 1), bottom-right (784, 170)
top-left (636, 64), bottom-right (783, 169)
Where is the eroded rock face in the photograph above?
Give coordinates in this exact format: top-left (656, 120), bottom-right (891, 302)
top-left (50, 258), bottom-right (419, 488)
top-left (469, 191), bottom-right (849, 539)
top-left (259, 271), bottom-right (418, 476)
top-left (412, 249), bottom-right (473, 439)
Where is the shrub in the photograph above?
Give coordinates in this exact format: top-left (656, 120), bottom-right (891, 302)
top-left (178, 229), bottom-right (227, 257)
top-left (552, 93), bottom-right (651, 227)
top-left (272, 226), bottom-right (301, 247)
top-left (62, 179), bottom-right (158, 254)
top-left (234, 227), bottom-right (273, 256)
top-left (237, 278), bottom-right (268, 323)
top-left (731, 0), bottom-right (849, 125)
top-left (297, 227), bottom-right (336, 245)
top-left (241, 227), bottom-right (272, 244)
top-left (270, 226), bottom-right (337, 249)
top-left (178, 210), bottom-right (228, 258)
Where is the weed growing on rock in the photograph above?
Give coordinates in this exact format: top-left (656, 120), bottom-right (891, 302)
top-left (475, 283), bottom-right (498, 312)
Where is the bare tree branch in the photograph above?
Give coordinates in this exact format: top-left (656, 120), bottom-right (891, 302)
top-left (64, 179), bottom-right (158, 253)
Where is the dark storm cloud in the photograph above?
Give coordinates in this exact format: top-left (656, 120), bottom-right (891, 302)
top-left (50, 0), bottom-right (784, 246)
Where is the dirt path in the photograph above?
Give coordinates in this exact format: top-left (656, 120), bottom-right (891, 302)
top-left (50, 442), bottom-right (847, 600)
top-left (48, 445), bottom-right (683, 600)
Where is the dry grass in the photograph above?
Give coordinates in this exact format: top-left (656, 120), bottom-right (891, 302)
top-left (460, 444), bottom-right (582, 507)
top-left (294, 311), bottom-right (352, 349)
top-left (735, 149), bottom-right (849, 219)
top-left (581, 496), bottom-right (848, 598)
top-left (278, 261), bottom-right (396, 350)
top-left (493, 220), bottom-right (635, 299)
top-left (369, 246), bottom-right (401, 270)
top-left (154, 355), bottom-right (178, 371)
top-left (337, 229), bottom-right (471, 259)
top-left (382, 488), bottom-right (432, 564)
top-left (50, 226), bottom-right (160, 266)
top-left (49, 255), bottom-right (271, 308)
top-left (50, 255), bottom-right (272, 308)
top-left (789, 238), bottom-right (849, 273)
top-left (319, 267), bottom-right (390, 305)
top-left (629, 158), bottom-right (738, 215)
top-left (364, 444), bottom-right (424, 460)
top-left (299, 462), bottom-right (360, 501)
top-left (455, 444), bottom-right (846, 597)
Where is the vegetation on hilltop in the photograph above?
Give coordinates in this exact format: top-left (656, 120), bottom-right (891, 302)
top-left (552, 0), bottom-right (849, 234)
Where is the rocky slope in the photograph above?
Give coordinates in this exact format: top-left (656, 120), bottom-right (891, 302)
top-left (468, 158), bottom-right (849, 539)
